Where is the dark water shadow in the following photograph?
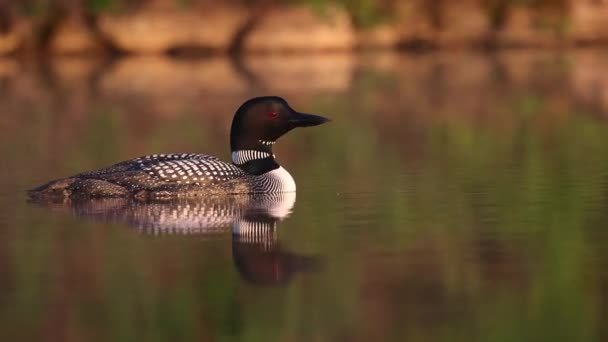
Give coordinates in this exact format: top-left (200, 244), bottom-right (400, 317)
top-left (29, 192), bottom-right (322, 286)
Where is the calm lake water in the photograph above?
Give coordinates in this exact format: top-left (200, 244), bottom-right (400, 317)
top-left (1, 50), bottom-right (608, 341)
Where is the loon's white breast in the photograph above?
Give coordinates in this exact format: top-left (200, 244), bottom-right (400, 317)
top-left (247, 166), bottom-right (296, 193)
top-left (263, 166), bottom-right (296, 192)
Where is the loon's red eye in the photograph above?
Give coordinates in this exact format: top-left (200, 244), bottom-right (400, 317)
top-left (268, 111), bottom-right (278, 118)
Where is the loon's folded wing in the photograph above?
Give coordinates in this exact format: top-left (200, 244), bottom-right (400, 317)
top-left (29, 154), bottom-right (250, 199)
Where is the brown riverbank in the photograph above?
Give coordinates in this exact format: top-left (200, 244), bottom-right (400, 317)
top-left (2, 0), bottom-right (608, 56)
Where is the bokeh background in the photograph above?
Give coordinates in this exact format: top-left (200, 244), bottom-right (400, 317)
top-left (2, 1), bottom-right (608, 341)
top-left (2, 0), bottom-right (608, 55)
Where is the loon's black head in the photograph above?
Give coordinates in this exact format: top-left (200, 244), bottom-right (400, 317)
top-left (230, 96), bottom-right (329, 152)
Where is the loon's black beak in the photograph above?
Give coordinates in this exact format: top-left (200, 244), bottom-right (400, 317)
top-left (290, 112), bottom-right (331, 127)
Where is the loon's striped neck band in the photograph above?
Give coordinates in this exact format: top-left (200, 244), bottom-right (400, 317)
top-left (232, 150), bottom-right (274, 165)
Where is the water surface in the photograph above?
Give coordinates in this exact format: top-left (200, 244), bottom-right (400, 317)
top-left (1, 51), bottom-right (608, 341)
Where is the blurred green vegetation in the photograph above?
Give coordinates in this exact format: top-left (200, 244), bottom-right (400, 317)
top-left (1, 51), bottom-right (608, 341)
top-left (2, 0), bottom-right (573, 28)
top-left (85, 0), bottom-right (122, 13)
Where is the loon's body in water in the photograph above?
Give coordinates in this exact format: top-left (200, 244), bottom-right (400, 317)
top-left (29, 96), bottom-right (329, 200)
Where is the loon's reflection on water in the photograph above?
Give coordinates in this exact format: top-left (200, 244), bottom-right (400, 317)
top-left (31, 192), bottom-right (321, 285)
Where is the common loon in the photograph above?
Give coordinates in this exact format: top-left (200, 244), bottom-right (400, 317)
top-left (28, 96), bottom-right (329, 200)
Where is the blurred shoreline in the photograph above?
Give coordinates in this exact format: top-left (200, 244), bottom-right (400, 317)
top-left (2, 1), bottom-right (608, 56)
